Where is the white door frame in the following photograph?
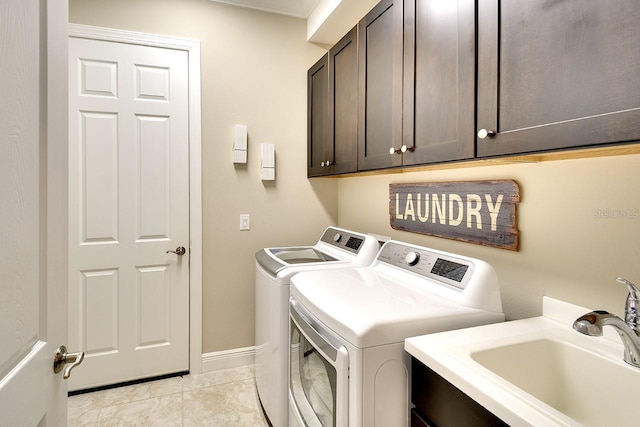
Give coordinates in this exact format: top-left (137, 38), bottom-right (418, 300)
top-left (68, 23), bottom-right (203, 375)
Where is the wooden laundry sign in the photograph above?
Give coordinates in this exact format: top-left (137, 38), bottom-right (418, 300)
top-left (389, 180), bottom-right (520, 251)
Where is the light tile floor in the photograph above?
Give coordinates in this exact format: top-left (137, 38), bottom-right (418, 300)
top-left (68, 365), bottom-right (270, 426)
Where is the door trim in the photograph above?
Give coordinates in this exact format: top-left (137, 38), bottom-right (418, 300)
top-left (68, 23), bottom-right (203, 374)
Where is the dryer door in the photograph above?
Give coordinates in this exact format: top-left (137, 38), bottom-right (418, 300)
top-left (289, 298), bottom-right (349, 427)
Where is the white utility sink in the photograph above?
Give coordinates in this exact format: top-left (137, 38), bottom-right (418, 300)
top-left (405, 297), bottom-right (638, 427)
top-left (472, 338), bottom-right (639, 426)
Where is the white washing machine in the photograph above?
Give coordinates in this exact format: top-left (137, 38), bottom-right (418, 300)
top-left (288, 240), bottom-right (506, 427)
top-left (255, 227), bottom-right (380, 427)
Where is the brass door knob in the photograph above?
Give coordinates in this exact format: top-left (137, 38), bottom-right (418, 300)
top-left (53, 345), bottom-right (85, 379)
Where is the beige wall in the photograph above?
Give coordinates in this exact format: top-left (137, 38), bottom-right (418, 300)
top-left (69, 0), bottom-right (640, 354)
top-left (337, 153), bottom-right (640, 321)
top-left (69, 0), bottom-right (337, 353)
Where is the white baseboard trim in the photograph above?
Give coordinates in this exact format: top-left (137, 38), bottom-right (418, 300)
top-left (201, 346), bottom-right (256, 373)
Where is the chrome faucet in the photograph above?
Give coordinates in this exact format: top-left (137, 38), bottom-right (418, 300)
top-left (573, 277), bottom-right (640, 368)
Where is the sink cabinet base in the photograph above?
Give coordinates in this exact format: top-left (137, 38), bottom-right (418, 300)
top-left (411, 358), bottom-right (508, 427)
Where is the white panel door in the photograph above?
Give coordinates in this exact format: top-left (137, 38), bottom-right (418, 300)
top-left (0, 0), bottom-right (69, 424)
top-left (68, 37), bottom-right (190, 390)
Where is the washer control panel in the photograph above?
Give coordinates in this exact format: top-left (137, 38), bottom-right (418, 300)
top-left (377, 241), bottom-right (474, 290)
top-left (319, 227), bottom-right (367, 254)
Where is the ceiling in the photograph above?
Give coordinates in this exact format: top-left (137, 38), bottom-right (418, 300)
top-left (209, 0), bottom-right (321, 18)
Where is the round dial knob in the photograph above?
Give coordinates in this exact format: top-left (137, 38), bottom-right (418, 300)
top-left (405, 251), bottom-right (420, 266)
top-left (333, 233), bottom-right (342, 243)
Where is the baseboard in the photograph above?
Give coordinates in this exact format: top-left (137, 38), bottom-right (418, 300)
top-left (201, 346), bottom-right (256, 373)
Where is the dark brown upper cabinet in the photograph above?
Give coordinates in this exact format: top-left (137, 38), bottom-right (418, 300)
top-left (477, 0), bottom-right (640, 157)
top-left (307, 28), bottom-right (359, 177)
top-left (329, 26), bottom-right (359, 175)
top-left (402, 0), bottom-right (476, 165)
top-left (307, 54), bottom-right (330, 177)
top-left (357, 0), bottom-right (404, 171)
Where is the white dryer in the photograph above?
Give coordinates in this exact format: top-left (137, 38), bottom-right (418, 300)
top-left (288, 240), bottom-right (505, 427)
top-left (255, 227), bottom-right (380, 427)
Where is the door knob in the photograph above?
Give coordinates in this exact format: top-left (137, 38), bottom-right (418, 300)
top-left (166, 246), bottom-right (186, 255)
top-left (53, 345), bottom-right (84, 379)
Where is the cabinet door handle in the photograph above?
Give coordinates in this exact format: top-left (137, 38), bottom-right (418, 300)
top-left (477, 129), bottom-right (496, 139)
top-left (401, 145), bottom-right (414, 153)
top-left (390, 146), bottom-right (414, 155)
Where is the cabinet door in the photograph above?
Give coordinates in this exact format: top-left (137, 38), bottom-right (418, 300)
top-left (403, 0), bottom-right (476, 165)
top-left (411, 409), bottom-right (432, 427)
top-left (358, 0), bottom-right (404, 171)
top-left (412, 358), bottom-right (508, 427)
top-left (307, 54), bottom-right (330, 177)
top-left (329, 26), bottom-right (358, 174)
top-left (477, 0), bottom-right (640, 157)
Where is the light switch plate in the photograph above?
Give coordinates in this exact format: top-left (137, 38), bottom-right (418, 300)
top-left (239, 214), bottom-right (250, 231)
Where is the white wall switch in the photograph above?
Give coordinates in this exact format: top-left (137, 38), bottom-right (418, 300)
top-left (239, 214), bottom-right (250, 231)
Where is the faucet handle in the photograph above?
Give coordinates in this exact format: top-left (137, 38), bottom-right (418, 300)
top-left (617, 277), bottom-right (640, 330)
top-left (617, 277), bottom-right (640, 299)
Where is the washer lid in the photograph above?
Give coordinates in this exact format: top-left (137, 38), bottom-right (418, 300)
top-left (255, 227), bottom-right (381, 276)
top-left (269, 247), bottom-right (337, 264)
top-left (290, 267), bottom-right (505, 348)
